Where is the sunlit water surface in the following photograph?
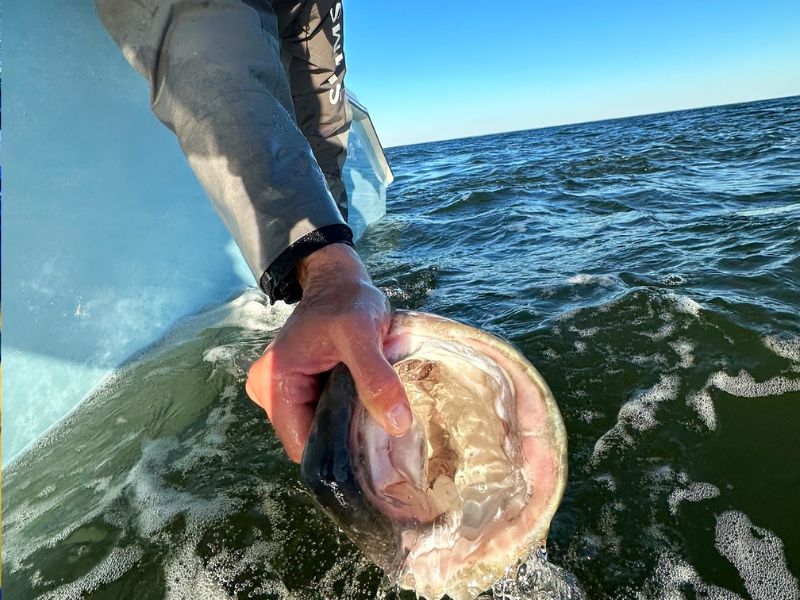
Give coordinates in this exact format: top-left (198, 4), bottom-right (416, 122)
top-left (4, 96), bottom-right (800, 599)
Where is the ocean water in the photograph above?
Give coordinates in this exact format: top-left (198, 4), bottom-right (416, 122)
top-left (4, 96), bottom-right (800, 599)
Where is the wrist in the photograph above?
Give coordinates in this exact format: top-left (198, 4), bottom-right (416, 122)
top-left (260, 224), bottom-right (354, 304)
top-left (296, 243), bottom-right (369, 291)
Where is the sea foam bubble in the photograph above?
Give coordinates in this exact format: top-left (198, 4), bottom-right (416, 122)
top-left (592, 374), bottom-right (680, 462)
top-left (715, 511), bottom-right (799, 600)
top-left (763, 335), bottom-right (800, 365)
top-left (668, 482), bottom-right (720, 515)
top-left (687, 369), bottom-right (800, 431)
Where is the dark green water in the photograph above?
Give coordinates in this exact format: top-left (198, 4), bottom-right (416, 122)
top-left (4, 96), bottom-right (800, 599)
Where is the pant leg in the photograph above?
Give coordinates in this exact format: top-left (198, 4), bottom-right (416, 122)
top-left (276, 0), bottom-right (351, 220)
top-left (95, 0), bottom-right (349, 286)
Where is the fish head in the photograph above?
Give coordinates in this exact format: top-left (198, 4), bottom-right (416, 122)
top-left (301, 310), bottom-right (568, 600)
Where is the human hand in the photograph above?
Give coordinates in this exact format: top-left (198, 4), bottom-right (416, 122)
top-left (246, 243), bottom-right (413, 463)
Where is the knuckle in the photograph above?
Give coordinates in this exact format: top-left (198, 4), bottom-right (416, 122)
top-left (247, 361), bottom-right (260, 380)
top-left (362, 367), bottom-right (401, 404)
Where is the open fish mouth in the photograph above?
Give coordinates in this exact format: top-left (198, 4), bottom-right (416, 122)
top-left (301, 310), bottom-right (568, 600)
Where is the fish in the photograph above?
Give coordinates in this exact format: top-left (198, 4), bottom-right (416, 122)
top-left (301, 310), bottom-right (568, 600)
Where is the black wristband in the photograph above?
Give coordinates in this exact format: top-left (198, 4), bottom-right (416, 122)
top-left (259, 224), bottom-right (354, 304)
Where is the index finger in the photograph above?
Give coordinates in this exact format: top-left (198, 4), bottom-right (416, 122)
top-left (247, 348), bottom-right (320, 463)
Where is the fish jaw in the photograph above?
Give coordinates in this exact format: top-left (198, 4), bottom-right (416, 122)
top-left (302, 311), bottom-right (568, 600)
top-left (299, 364), bottom-right (398, 572)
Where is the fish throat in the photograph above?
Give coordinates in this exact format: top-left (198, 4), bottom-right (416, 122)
top-left (352, 340), bottom-right (530, 543)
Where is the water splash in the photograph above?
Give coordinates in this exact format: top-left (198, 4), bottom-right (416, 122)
top-left (491, 550), bottom-right (585, 600)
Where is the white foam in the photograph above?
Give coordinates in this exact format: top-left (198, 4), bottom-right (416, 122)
top-left (669, 339), bottom-right (695, 369)
top-left (3, 424), bottom-right (240, 576)
top-left (577, 409), bottom-right (601, 423)
top-left (659, 273), bottom-right (687, 286)
top-left (567, 274), bottom-right (615, 286)
top-left (163, 543), bottom-right (235, 600)
top-left (592, 375), bottom-right (680, 463)
top-left (617, 374), bottom-right (680, 431)
top-left (144, 366), bottom-right (174, 380)
top-left (646, 552), bottom-right (745, 599)
top-left (127, 438), bottom-right (243, 538)
top-left (219, 292), bottom-right (293, 333)
top-left (84, 476), bottom-right (113, 494)
top-left (557, 308), bottom-right (581, 322)
top-left (492, 554), bottom-right (585, 599)
top-left (568, 326), bottom-right (600, 338)
top-left (219, 384), bottom-right (239, 402)
top-left (593, 473), bottom-right (616, 492)
top-left (591, 428), bottom-right (631, 464)
top-left (202, 345), bottom-right (239, 364)
top-left (667, 293), bottom-right (703, 317)
top-left (708, 371), bottom-right (800, 398)
top-left (3, 494), bottom-right (64, 544)
top-left (598, 502), bottom-right (622, 554)
top-left (644, 322), bottom-right (675, 341)
top-left (647, 464), bottom-right (683, 485)
top-left (4, 460), bottom-right (140, 574)
top-left (574, 340), bottom-right (587, 353)
top-left (39, 546), bottom-right (144, 600)
top-left (4, 289), bottom-right (294, 595)
top-left (668, 482), bottom-right (720, 515)
top-left (314, 552), bottom-right (384, 599)
top-left (167, 290), bottom-right (292, 342)
top-left (687, 369), bottom-right (800, 431)
top-left (542, 348), bottom-right (559, 360)
top-left (30, 570), bottom-right (45, 589)
top-left (174, 398), bottom-right (238, 472)
top-left (715, 511), bottom-right (799, 600)
top-left (630, 354), bottom-right (668, 366)
top-left (763, 335), bottom-right (800, 364)
top-left (687, 389), bottom-right (717, 430)
top-left (36, 485), bottom-right (56, 498)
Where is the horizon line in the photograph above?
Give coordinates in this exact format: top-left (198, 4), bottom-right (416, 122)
top-left (384, 92), bottom-right (800, 150)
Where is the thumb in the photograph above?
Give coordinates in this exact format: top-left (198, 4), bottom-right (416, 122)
top-left (345, 344), bottom-right (412, 436)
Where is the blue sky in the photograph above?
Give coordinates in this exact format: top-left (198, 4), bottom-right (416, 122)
top-left (344, 1), bottom-right (800, 147)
